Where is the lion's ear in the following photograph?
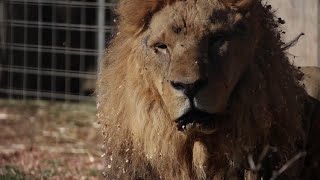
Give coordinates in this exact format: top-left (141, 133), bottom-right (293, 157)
top-left (117, 0), bottom-right (177, 34)
top-left (220, 0), bottom-right (255, 13)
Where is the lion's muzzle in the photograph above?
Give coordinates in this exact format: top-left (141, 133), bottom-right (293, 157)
top-left (170, 78), bottom-right (208, 99)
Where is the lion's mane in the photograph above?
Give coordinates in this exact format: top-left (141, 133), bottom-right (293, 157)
top-left (97, 1), bottom-right (308, 179)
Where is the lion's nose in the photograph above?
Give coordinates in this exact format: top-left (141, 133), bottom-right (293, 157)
top-left (170, 78), bottom-right (208, 98)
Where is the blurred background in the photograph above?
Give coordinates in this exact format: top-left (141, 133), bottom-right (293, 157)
top-left (0, 0), bottom-right (319, 179)
top-left (0, 0), bottom-right (115, 179)
top-left (0, 0), bottom-right (115, 101)
top-left (269, 0), bottom-right (319, 67)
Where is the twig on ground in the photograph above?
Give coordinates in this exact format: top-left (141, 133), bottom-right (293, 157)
top-left (248, 145), bottom-right (278, 171)
top-left (269, 152), bottom-right (307, 180)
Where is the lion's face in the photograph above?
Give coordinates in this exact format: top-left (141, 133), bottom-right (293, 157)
top-left (139, 0), bottom-right (259, 131)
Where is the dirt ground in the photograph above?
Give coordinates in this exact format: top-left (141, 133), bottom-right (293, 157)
top-left (0, 100), bottom-right (105, 179)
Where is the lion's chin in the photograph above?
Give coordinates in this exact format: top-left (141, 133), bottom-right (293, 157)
top-left (175, 110), bottom-right (218, 135)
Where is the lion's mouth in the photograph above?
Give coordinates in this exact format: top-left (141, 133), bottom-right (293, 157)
top-left (175, 110), bottom-right (217, 133)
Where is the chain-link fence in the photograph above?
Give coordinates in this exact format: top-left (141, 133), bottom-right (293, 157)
top-left (0, 0), bottom-right (115, 101)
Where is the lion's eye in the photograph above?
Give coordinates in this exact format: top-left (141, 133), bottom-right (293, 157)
top-left (209, 33), bottom-right (228, 47)
top-left (234, 22), bottom-right (248, 36)
top-left (153, 43), bottom-right (168, 53)
top-left (155, 43), bottom-right (168, 50)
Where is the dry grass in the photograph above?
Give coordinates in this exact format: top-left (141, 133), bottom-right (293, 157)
top-left (0, 100), bottom-right (104, 179)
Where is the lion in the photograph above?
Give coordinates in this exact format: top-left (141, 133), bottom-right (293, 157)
top-left (97, 0), bottom-right (319, 179)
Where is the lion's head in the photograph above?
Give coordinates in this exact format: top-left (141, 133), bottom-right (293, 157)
top-left (97, 0), bottom-right (308, 179)
top-left (136, 0), bottom-right (261, 132)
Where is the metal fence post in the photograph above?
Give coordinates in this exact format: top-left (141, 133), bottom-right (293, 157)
top-left (317, 0), bottom-right (320, 66)
top-left (0, 1), bottom-right (4, 46)
top-left (97, 0), bottom-right (105, 72)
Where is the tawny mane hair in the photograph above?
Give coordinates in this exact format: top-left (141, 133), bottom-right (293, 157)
top-left (97, 0), bottom-right (308, 179)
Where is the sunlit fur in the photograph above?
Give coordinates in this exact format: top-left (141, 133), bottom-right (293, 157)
top-left (97, 0), bottom-right (309, 179)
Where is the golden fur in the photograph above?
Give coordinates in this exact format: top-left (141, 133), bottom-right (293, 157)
top-left (97, 0), bottom-right (315, 179)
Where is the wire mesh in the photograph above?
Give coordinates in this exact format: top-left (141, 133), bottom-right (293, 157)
top-left (0, 0), bottom-right (115, 101)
